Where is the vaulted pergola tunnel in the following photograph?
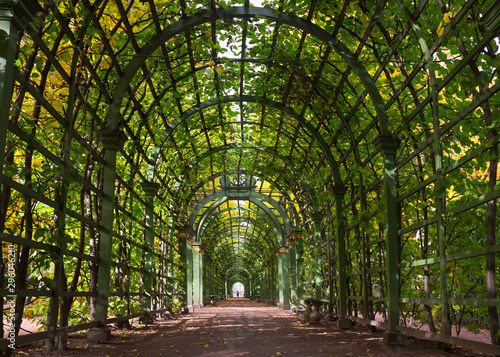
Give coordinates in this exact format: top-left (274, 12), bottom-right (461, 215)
top-left (1, 0), bottom-right (499, 355)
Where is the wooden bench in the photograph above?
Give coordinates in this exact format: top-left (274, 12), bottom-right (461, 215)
top-left (303, 298), bottom-right (330, 325)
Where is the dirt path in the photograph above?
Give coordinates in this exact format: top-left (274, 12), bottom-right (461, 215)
top-left (14, 298), bottom-right (492, 356)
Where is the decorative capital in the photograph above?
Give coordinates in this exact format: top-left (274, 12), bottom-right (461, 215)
top-left (99, 129), bottom-right (126, 150)
top-left (293, 227), bottom-right (304, 241)
top-left (142, 182), bottom-right (160, 196)
top-left (177, 232), bottom-right (187, 238)
top-left (373, 135), bottom-right (400, 156)
top-left (332, 187), bottom-right (347, 200)
top-left (0, 0), bottom-right (16, 14)
top-left (312, 214), bottom-right (323, 225)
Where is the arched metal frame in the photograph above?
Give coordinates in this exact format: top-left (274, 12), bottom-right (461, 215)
top-left (1, 1), bottom-right (499, 355)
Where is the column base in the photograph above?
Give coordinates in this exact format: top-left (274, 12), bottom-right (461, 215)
top-left (282, 304), bottom-right (290, 310)
top-left (337, 318), bottom-right (353, 329)
top-left (383, 330), bottom-right (405, 346)
top-left (87, 327), bottom-right (111, 342)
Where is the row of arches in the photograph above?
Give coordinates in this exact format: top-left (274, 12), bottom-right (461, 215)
top-left (0, 0), bottom-right (499, 355)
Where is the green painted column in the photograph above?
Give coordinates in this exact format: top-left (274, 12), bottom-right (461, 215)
top-left (261, 269), bottom-right (266, 300)
top-left (280, 246), bottom-right (290, 310)
top-left (272, 259), bottom-right (276, 303)
top-left (167, 222), bottom-right (175, 310)
top-left (88, 130), bottom-right (124, 342)
top-left (295, 235), bottom-right (304, 311)
top-left (125, 187), bottom-right (134, 316)
top-left (312, 214), bottom-right (323, 298)
top-left (192, 241), bottom-right (202, 308)
top-left (199, 249), bottom-right (203, 306)
top-left (186, 237), bottom-right (193, 311)
top-left (267, 262), bottom-right (271, 301)
top-left (139, 182), bottom-right (159, 323)
top-left (326, 231), bottom-right (333, 319)
top-left (333, 188), bottom-right (352, 328)
top-left (177, 231), bottom-right (188, 312)
top-left (288, 236), bottom-right (297, 312)
top-left (273, 259), bottom-right (276, 302)
top-left (277, 251), bottom-right (283, 307)
top-left (375, 136), bottom-right (402, 344)
top-left (0, 0), bottom-right (17, 190)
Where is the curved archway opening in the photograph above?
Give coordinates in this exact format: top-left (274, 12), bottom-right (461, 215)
top-left (232, 282), bottom-right (245, 298)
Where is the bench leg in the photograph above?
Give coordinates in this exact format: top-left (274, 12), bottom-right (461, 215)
top-left (303, 301), bottom-right (312, 323)
top-left (309, 301), bottom-right (322, 325)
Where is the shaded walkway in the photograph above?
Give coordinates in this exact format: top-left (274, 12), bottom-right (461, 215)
top-left (19, 299), bottom-right (488, 356)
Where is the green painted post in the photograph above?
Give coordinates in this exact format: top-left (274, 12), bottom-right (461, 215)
top-left (272, 259), bottom-right (276, 303)
top-left (273, 260), bottom-right (276, 303)
top-left (313, 214), bottom-right (323, 299)
top-left (277, 251), bottom-right (283, 307)
top-left (167, 221), bottom-right (175, 310)
top-left (262, 269), bottom-right (267, 300)
top-left (326, 231), bottom-right (333, 319)
top-left (199, 249), bottom-right (203, 306)
top-left (281, 246), bottom-right (290, 309)
top-left (359, 176), bottom-right (369, 322)
top-left (266, 262), bottom-right (270, 300)
top-left (186, 238), bottom-right (193, 311)
top-left (334, 188), bottom-right (352, 328)
top-left (126, 186), bottom-right (134, 316)
top-left (275, 254), bottom-right (280, 305)
top-left (192, 242), bottom-right (201, 308)
top-left (177, 231), bottom-right (188, 312)
top-left (375, 136), bottom-right (402, 345)
top-left (140, 182), bottom-right (159, 324)
top-left (0, 0), bottom-right (17, 191)
top-left (87, 130), bottom-right (123, 342)
top-left (288, 238), bottom-right (297, 312)
top-left (295, 235), bottom-right (304, 311)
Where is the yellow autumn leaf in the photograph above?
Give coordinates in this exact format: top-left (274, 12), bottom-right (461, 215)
top-left (437, 24), bottom-right (444, 37)
top-left (443, 12), bottom-right (452, 23)
top-left (204, 344), bottom-right (209, 348)
top-left (32, 157), bottom-right (44, 167)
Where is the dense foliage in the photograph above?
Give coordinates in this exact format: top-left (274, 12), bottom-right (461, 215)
top-left (0, 0), bottom-right (498, 354)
